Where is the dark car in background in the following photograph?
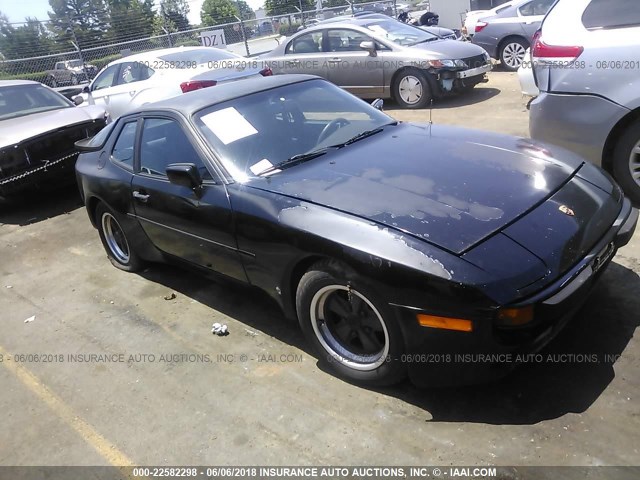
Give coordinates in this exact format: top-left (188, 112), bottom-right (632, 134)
top-left (75, 75), bottom-right (637, 387)
top-left (260, 18), bottom-right (491, 108)
top-left (0, 80), bottom-right (106, 198)
top-left (472, 0), bottom-right (554, 70)
top-left (44, 60), bottom-right (98, 87)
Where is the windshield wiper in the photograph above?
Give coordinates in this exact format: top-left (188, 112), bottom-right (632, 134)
top-left (337, 121), bottom-right (398, 147)
top-left (256, 122), bottom-right (397, 176)
top-left (256, 149), bottom-right (330, 176)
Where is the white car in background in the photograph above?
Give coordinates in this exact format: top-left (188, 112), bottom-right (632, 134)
top-left (517, 47), bottom-right (539, 103)
top-left (462, 0), bottom-right (515, 39)
top-left (76, 46), bottom-right (270, 120)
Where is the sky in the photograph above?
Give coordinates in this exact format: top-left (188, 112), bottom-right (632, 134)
top-left (1, 0), bottom-right (266, 26)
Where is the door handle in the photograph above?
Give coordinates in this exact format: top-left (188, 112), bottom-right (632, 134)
top-left (328, 57), bottom-right (342, 63)
top-left (133, 191), bottom-right (149, 202)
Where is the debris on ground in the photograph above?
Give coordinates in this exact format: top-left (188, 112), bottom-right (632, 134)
top-left (164, 292), bottom-right (177, 300)
top-left (211, 322), bottom-right (229, 336)
top-left (6, 285), bottom-right (12, 289)
top-left (24, 315), bottom-right (36, 323)
top-left (244, 328), bottom-right (259, 337)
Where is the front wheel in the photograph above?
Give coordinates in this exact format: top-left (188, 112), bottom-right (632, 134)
top-left (70, 74), bottom-right (78, 85)
top-left (46, 76), bottom-right (58, 88)
top-left (394, 68), bottom-right (433, 109)
top-left (296, 262), bottom-right (406, 386)
top-left (612, 119), bottom-right (640, 205)
top-left (499, 38), bottom-right (528, 71)
top-left (95, 203), bottom-right (143, 272)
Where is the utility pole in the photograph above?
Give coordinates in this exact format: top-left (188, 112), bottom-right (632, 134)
top-left (161, 5), bottom-right (174, 48)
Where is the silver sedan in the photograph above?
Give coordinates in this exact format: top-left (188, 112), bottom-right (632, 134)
top-left (260, 18), bottom-right (491, 109)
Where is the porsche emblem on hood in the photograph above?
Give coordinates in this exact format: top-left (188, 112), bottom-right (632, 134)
top-left (559, 205), bottom-right (575, 216)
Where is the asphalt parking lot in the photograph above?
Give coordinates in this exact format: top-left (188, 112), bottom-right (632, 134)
top-left (1, 71), bottom-right (639, 468)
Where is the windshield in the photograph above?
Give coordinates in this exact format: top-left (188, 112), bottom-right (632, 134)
top-left (362, 19), bottom-right (438, 46)
top-left (0, 84), bottom-right (72, 121)
top-left (158, 49), bottom-right (240, 67)
top-left (68, 60), bottom-right (83, 67)
top-left (193, 79), bottom-right (393, 181)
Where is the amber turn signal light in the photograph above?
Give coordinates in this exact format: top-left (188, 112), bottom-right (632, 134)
top-left (417, 314), bottom-right (473, 332)
top-left (496, 305), bottom-right (534, 326)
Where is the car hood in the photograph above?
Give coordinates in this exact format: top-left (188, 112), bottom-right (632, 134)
top-left (249, 123), bottom-right (585, 254)
top-left (408, 38), bottom-right (488, 58)
top-left (0, 106), bottom-right (106, 149)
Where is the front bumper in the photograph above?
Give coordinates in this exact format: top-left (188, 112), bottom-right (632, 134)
top-left (0, 152), bottom-right (79, 198)
top-left (398, 198), bottom-right (638, 387)
top-left (457, 63), bottom-right (492, 79)
top-left (529, 92), bottom-right (630, 167)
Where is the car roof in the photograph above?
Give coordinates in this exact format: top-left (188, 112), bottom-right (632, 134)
top-left (127, 74), bottom-right (321, 116)
top-left (106, 46), bottom-right (239, 66)
top-left (0, 79), bottom-right (41, 87)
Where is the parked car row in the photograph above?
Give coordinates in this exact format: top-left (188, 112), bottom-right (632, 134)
top-left (2, 0), bottom-right (639, 387)
top-left (260, 17), bottom-right (491, 109)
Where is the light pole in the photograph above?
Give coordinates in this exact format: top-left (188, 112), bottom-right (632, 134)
top-left (65, 17), bottom-right (88, 82)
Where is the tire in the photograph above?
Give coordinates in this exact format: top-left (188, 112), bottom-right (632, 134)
top-left (499, 38), bottom-right (528, 72)
top-left (612, 119), bottom-right (640, 205)
top-left (95, 203), bottom-right (143, 272)
top-left (296, 261), bottom-right (406, 386)
top-left (70, 74), bottom-right (78, 85)
top-left (47, 76), bottom-right (58, 88)
top-left (393, 68), bottom-right (433, 109)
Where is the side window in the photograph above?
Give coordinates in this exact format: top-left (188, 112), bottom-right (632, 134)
top-left (139, 118), bottom-right (212, 180)
top-left (582, 0), bottom-right (640, 29)
top-left (286, 31), bottom-right (323, 54)
top-left (519, 0), bottom-right (553, 16)
top-left (116, 62), bottom-right (154, 85)
top-left (92, 65), bottom-right (119, 91)
top-left (111, 121), bottom-right (137, 168)
top-left (326, 29), bottom-right (373, 52)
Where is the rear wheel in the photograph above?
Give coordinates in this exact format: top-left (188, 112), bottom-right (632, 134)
top-left (499, 38), bottom-right (528, 71)
top-left (95, 203), bottom-right (143, 272)
top-left (394, 68), bottom-right (433, 109)
top-left (612, 119), bottom-right (640, 205)
top-left (296, 261), bottom-right (406, 386)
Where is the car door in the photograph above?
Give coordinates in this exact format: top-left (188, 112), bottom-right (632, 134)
top-left (273, 31), bottom-right (329, 78)
top-left (517, 0), bottom-right (554, 39)
top-left (87, 64), bottom-right (121, 113)
top-left (325, 28), bottom-right (385, 97)
top-left (130, 115), bottom-right (246, 282)
top-left (101, 62), bottom-right (155, 120)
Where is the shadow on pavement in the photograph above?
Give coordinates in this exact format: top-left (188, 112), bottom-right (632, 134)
top-left (385, 87), bottom-right (501, 110)
top-left (384, 261), bottom-right (640, 424)
top-left (137, 258), bottom-right (638, 425)
top-left (0, 185), bottom-right (83, 226)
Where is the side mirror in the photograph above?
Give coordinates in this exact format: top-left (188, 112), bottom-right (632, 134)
top-left (359, 41), bottom-right (377, 56)
top-left (73, 95), bottom-right (84, 106)
top-left (82, 85), bottom-right (90, 94)
top-left (166, 163), bottom-right (203, 190)
top-left (371, 98), bottom-right (384, 111)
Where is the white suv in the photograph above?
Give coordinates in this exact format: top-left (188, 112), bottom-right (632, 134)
top-left (529, 0), bottom-right (640, 203)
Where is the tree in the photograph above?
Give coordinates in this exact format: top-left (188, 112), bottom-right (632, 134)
top-left (237, 0), bottom-right (256, 20)
top-left (0, 13), bottom-right (57, 60)
top-left (264, 0), bottom-right (314, 16)
top-left (201, 0), bottom-right (238, 26)
top-left (161, 0), bottom-right (190, 31)
top-left (48, 0), bottom-right (110, 48)
top-left (106, 0), bottom-right (156, 42)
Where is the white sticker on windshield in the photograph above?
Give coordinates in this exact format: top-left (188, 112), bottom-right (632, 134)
top-left (250, 159), bottom-right (281, 176)
top-left (200, 107), bottom-right (258, 145)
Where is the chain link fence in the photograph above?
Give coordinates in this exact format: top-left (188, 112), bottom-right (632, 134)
top-left (0, 0), bottom-right (422, 85)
